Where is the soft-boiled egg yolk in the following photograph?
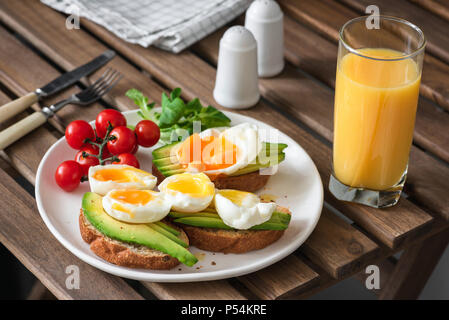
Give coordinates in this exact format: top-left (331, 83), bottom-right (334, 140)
top-left (158, 173), bottom-right (215, 213)
top-left (177, 134), bottom-right (238, 172)
top-left (175, 123), bottom-right (262, 176)
top-left (102, 189), bottom-right (171, 223)
top-left (89, 164), bottom-right (157, 196)
top-left (214, 189), bottom-right (276, 230)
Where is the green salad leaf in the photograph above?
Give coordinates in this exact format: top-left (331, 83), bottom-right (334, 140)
top-left (126, 88), bottom-right (231, 144)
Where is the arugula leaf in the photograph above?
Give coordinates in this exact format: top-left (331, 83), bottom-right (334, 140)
top-left (127, 88), bottom-right (231, 145)
top-left (170, 87), bottom-right (182, 100)
top-left (126, 88), bottom-right (148, 108)
top-left (158, 92), bottom-right (186, 128)
top-left (126, 89), bottom-right (156, 121)
top-left (185, 98), bottom-right (203, 115)
top-left (199, 105), bottom-right (231, 128)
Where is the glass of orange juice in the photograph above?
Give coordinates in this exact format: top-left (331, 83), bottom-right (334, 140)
top-left (329, 16), bottom-right (426, 208)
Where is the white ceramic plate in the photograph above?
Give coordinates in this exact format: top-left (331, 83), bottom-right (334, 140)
top-left (35, 110), bottom-right (323, 282)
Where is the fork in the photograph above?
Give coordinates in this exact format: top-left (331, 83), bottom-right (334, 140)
top-left (0, 68), bottom-right (122, 150)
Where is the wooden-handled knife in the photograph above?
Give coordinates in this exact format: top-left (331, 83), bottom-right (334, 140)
top-left (0, 50), bottom-right (116, 123)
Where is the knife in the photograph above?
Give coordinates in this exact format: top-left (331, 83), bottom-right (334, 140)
top-left (0, 49), bottom-right (116, 123)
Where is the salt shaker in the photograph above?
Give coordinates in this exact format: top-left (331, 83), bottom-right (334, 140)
top-left (245, 0), bottom-right (284, 77)
top-left (213, 26), bottom-right (260, 109)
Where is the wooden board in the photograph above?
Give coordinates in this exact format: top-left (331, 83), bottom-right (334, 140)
top-left (237, 255), bottom-right (320, 299)
top-left (301, 208), bottom-right (380, 279)
top-left (142, 281), bottom-right (248, 300)
top-left (340, 0), bottom-right (449, 64)
top-left (410, 0), bottom-right (449, 22)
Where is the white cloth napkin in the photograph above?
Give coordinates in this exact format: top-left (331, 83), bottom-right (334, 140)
top-left (41, 0), bottom-right (252, 53)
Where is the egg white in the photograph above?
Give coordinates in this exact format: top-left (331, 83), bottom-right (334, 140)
top-left (158, 173), bottom-right (215, 213)
top-left (88, 164), bottom-right (157, 196)
top-left (190, 123), bottom-right (263, 175)
top-left (102, 189), bottom-right (171, 223)
top-left (214, 190), bottom-right (276, 230)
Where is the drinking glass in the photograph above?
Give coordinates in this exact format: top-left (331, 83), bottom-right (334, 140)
top-left (329, 16), bottom-right (426, 208)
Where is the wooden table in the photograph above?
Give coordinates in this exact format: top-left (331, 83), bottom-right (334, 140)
top-left (0, 0), bottom-right (448, 300)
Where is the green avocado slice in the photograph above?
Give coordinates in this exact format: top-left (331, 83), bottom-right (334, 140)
top-left (168, 211), bottom-right (220, 219)
top-left (82, 192), bottom-right (198, 267)
top-left (154, 221), bottom-right (180, 236)
top-left (174, 216), bottom-right (233, 229)
top-left (152, 141), bottom-right (288, 178)
top-left (147, 223), bottom-right (188, 248)
top-left (172, 211), bottom-right (291, 231)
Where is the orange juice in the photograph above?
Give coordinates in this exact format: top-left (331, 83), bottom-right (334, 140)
top-left (333, 48), bottom-right (421, 190)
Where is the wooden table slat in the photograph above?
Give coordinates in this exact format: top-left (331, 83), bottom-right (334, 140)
top-left (142, 281), bottom-right (248, 300)
top-left (340, 0), bottom-right (449, 64)
top-left (301, 208), bottom-right (380, 279)
top-left (237, 255), bottom-right (320, 300)
top-left (0, 27), bottom-right (103, 130)
top-left (410, 0), bottom-right (449, 22)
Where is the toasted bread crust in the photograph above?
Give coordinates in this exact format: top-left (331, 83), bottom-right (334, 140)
top-left (79, 211), bottom-right (187, 270)
top-left (178, 206), bottom-right (291, 254)
top-left (152, 164), bottom-right (270, 192)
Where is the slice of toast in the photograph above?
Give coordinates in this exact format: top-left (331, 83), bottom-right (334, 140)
top-left (176, 206), bottom-right (291, 254)
top-left (152, 164), bottom-right (270, 192)
top-left (79, 211), bottom-right (189, 270)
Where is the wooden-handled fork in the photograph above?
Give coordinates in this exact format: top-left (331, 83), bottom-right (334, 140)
top-left (0, 68), bottom-right (122, 150)
top-left (0, 50), bottom-right (115, 124)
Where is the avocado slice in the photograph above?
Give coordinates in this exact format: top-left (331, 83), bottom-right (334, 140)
top-left (82, 192), bottom-right (198, 267)
top-left (152, 156), bottom-right (178, 167)
top-left (152, 141), bottom-right (180, 159)
top-left (152, 141), bottom-right (288, 178)
top-left (172, 211), bottom-right (291, 231)
top-left (154, 221), bottom-right (180, 236)
top-left (230, 153), bottom-right (286, 176)
top-left (147, 223), bottom-right (188, 248)
top-left (174, 216), bottom-right (233, 230)
top-left (168, 211), bottom-right (220, 219)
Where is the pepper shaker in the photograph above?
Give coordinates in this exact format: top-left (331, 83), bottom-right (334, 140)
top-left (245, 0), bottom-right (284, 77)
top-left (213, 26), bottom-right (260, 109)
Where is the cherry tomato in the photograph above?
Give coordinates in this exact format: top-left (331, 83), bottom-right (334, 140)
top-left (135, 120), bottom-right (160, 147)
top-left (65, 120), bottom-right (95, 149)
top-left (131, 143), bottom-right (139, 154)
top-left (75, 146), bottom-right (100, 175)
top-left (102, 145), bottom-right (113, 159)
top-left (95, 109), bottom-right (127, 138)
top-left (55, 160), bottom-right (84, 192)
top-left (112, 153), bottom-right (140, 168)
top-left (107, 126), bottom-right (137, 155)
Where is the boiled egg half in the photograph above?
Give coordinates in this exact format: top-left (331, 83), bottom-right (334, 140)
top-left (88, 164), bottom-right (157, 196)
top-left (158, 172), bottom-right (215, 213)
top-left (214, 189), bottom-right (276, 230)
top-left (102, 189), bottom-right (171, 223)
top-left (175, 123), bottom-right (262, 176)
